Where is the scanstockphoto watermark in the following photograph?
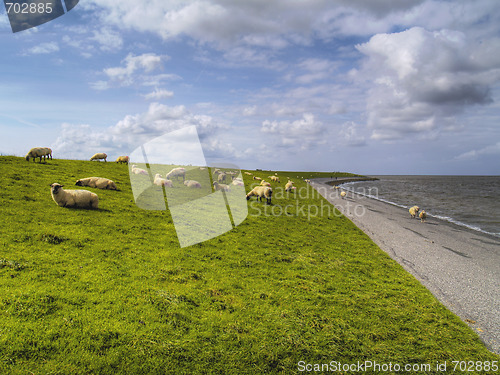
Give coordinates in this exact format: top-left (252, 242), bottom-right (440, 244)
top-left (248, 185), bottom-right (367, 220)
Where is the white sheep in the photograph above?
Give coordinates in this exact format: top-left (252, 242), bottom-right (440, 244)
top-left (419, 210), bottom-right (427, 223)
top-left (340, 191), bottom-right (347, 199)
top-left (268, 176), bottom-right (280, 183)
top-left (232, 178), bottom-right (244, 187)
top-left (166, 167), bottom-right (186, 181)
top-left (244, 172), bottom-right (252, 176)
top-left (90, 153), bottom-right (107, 162)
top-left (131, 165), bottom-right (148, 175)
top-left (260, 180), bottom-right (271, 187)
top-left (199, 167), bottom-right (206, 171)
top-left (50, 183), bottom-right (99, 209)
top-left (154, 174), bottom-right (173, 188)
top-left (253, 176), bottom-right (262, 181)
top-left (116, 156), bottom-right (129, 164)
top-left (218, 173), bottom-right (227, 183)
top-left (285, 181), bottom-right (294, 192)
top-left (246, 186), bottom-right (272, 205)
top-left (75, 177), bottom-right (117, 190)
top-left (25, 147), bottom-right (52, 162)
top-left (184, 180), bottom-right (202, 188)
top-left (409, 206), bottom-right (420, 219)
top-left (213, 181), bottom-right (230, 192)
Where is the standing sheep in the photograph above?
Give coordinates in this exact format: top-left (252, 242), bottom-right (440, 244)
top-left (260, 180), bottom-right (272, 187)
top-left (50, 183), bottom-right (99, 209)
top-left (166, 167), bottom-right (186, 182)
top-left (269, 176), bottom-right (280, 183)
top-left (75, 177), bottom-right (117, 190)
top-left (340, 191), bottom-right (347, 199)
top-left (246, 186), bottom-right (272, 205)
top-left (90, 153), bottom-right (107, 162)
top-left (285, 181), bottom-right (294, 192)
top-left (116, 156), bottom-right (129, 164)
top-left (419, 210), bottom-right (427, 223)
top-left (25, 147), bottom-right (52, 162)
top-left (217, 173), bottom-right (227, 183)
top-left (213, 181), bottom-right (230, 192)
top-left (409, 206), bottom-right (420, 219)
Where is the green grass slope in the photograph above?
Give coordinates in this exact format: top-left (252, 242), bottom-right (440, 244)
top-left (0, 156), bottom-right (497, 374)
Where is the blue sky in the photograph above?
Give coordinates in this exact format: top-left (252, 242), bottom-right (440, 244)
top-left (1, 0), bottom-right (500, 174)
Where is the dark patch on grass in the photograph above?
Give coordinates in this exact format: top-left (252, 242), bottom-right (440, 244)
top-left (40, 233), bottom-right (68, 244)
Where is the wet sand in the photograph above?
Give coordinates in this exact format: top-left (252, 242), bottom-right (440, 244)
top-left (311, 178), bottom-right (500, 354)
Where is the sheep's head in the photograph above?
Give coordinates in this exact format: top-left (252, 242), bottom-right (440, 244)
top-left (75, 180), bottom-right (83, 186)
top-left (50, 183), bottom-right (63, 194)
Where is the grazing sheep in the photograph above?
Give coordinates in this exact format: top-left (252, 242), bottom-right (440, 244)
top-left (166, 167), bottom-right (186, 182)
top-left (285, 181), bottom-right (294, 192)
top-left (50, 183), bottom-right (98, 209)
top-left (25, 147), bottom-right (52, 162)
top-left (213, 182), bottom-right (230, 192)
top-left (340, 191), bottom-right (347, 199)
top-left (217, 173), bottom-right (227, 183)
top-left (154, 174), bottom-right (173, 188)
top-left (90, 153), bottom-right (107, 162)
top-left (131, 165), bottom-right (148, 175)
top-left (260, 180), bottom-right (272, 187)
top-left (244, 172), bottom-right (252, 175)
top-left (116, 156), bottom-right (129, 164)
top-left (75, 177), bottom-right (117, 190)
top-left (184, 180), bottom-right (202, 188)
top-left (269, 176), bottom-right (280, 183)
top-left (419, 210), bottom-right (427, 223)
top-left (409, 206), bottom-right (420, 219)
top-left (253, 176), bottom-right (262, 181)
top-left (246, 186), bottom-right (272, 205)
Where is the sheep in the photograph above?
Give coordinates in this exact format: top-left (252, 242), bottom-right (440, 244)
top-left (116, 156), bottom-right (129, 164)
top-left (268, 176), bottom-right (280, 183)
top-left (419, 210), bottom-right (427, 223)
top-left (50, 183), bottom-right (98, 209)
top-left (25, 147), bottom-right (51, 162)
top-left (409, 206), bottom-right (420, 219)
top-left (232, 178), bottom-right (245, 187)
top-left (75, 177), bottom-right (117, 190)
top-left (253, 176), bottom-right (262, 181)
top-left (154, 174), bottom-right (173, 188)
top-left (285, 181), bottom-right (294, 192)
top-left (246, 186), bottom-right (272, 205)
top-left (166, 167), bottom-right (186, 182)
top-left (244, 172), bottom-right (252, 175)
top-left (90, 153), bottom-right (107, 162)
top-left (199, 167), bottom-right (206, 171)
top-left (184, 180), bottom-right (202, 188)
top-left (218, 173), bottom-right (227, 183)
top-left (260, 180), bottom-right (271, 187)
top-left (340, 191), bottom-right (347, 199)
top-left (213, 181), bottom-right (230, 192)
top-left (131, 165), bottom-right (148, 175)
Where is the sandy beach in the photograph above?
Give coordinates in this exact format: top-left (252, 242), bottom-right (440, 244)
top-left (311, 178), bottom-right (500, 354)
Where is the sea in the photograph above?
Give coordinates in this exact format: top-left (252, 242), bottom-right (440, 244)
top-left (340, 175), bottom-right (500, 238)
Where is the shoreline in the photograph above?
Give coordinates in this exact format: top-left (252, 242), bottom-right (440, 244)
top-left (311, 178), bottom-right (500, 355)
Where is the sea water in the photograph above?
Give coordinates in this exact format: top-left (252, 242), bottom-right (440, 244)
top-left (341, 175), bottom-right (500, 238)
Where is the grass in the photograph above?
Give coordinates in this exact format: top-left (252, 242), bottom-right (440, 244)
top-left (0, 156), bottom-right (498, 374)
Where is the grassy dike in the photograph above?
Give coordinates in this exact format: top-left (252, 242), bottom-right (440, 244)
top-left (0, 156), bottom-right (497, 374)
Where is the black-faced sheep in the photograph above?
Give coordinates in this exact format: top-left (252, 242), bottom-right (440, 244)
top-left (116, 156), bottom-right (129, 164)
top-left (25, 147), bottom-right (52, 162)
top-left (90, 153), bottom-right (107, 162)
top-left (76, 177), bottom-right (117, 190)
top-left (285, 181), bottom-right (294, 192)
top-left (246, 186), bottom-right (272, 205)
top-left (50, 183), bottom-right (99, 209)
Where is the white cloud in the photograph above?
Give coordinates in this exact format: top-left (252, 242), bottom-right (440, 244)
top-left (91, 27), bottom-right (124, 51)
top-left (24, 42), bottom-right (59, 55)
top-left (455, 142), bottom-right (500, 161)
top-left (143, 88), bottom-right (174, 100)
top-left (339, 122), bottom-right (366, 147)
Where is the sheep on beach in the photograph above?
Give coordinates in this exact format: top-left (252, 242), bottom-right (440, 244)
top-left (213, 182), bottom-right (230, 192)
top-left (75, 177), bottom-right (117, 190)
top-left (340, 191), bottom-right (347, 199)
top-left (131, 165), bottom-right (148, 175)
top-left (154, 174), bottom-right (173, 188)
top-left (409, 206), bottom-right (420, 219)
top-left (50, 183), bottom-right (98, 209)
top-left (246, 186), bottom-right (272, 205)
top-left (184, 180), bottom-right (202, 188)
top-left (166, 167), bottom-right (186, 182)
top-left (116, 156), bottom-right (129, 164)
top-left (419, 210), bottom-right (427, 223)
top-left (25, 147), bottom-right (52, 162)
top-left (90, 153), bottom-right (107, 162)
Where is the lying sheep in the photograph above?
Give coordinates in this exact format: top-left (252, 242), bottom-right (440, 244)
top-left (232, 178), bottom-right (244, 187)
top-left (184, 180), bottom-right (202, 188)
top-left (90, 153), bottom-right (107, 162)
top-left (116, 156), bottom-right (129, 164)
top-left (154, 174), bottom-right (173, 188)
top-left (213, 181), bottom-right (230, 192)
top-left (199, 167), bottom-right (206, 171)
top-left (50, 183), bottom-right (98, 209)
top-left (131, 165), bottom-right (148, 175)
top-left (25, 147), bottom-right (52, 162)
top-left (419, 210), bottom-right (427, 223)
top-left (260, 180), bottom-right (271, 187)
top-left (244, 172), bottom-right (252, 176)
top-left (285, 181), bottom-right (294, 192)
top-left (166, 167), bottom-right (186, 181)
top-left (409, 205), bottom-right (420, 219)
top-left (246, 186), bottom-right (272, 205)
top-left (75, 177), bottom-right (117, 190)
top-left (340, 191), bottom-right (347, 199)
top-left (253, 176), bottom-right (262, 181)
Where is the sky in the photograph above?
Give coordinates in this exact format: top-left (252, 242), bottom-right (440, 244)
top-left (0, 0), bottom-right (499, 175)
